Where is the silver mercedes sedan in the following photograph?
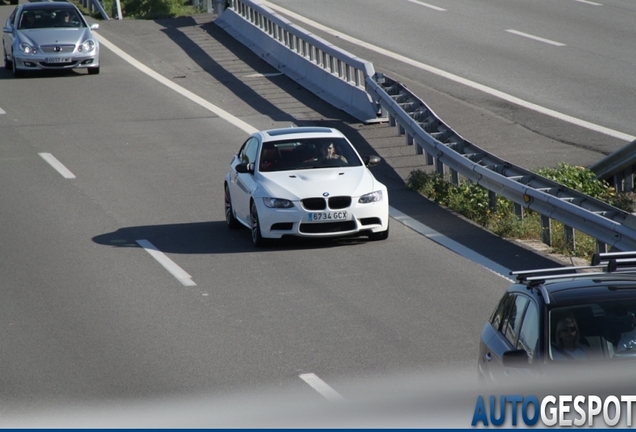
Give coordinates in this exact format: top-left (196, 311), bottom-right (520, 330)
top-left (2, 2), bottom-right (100, 77)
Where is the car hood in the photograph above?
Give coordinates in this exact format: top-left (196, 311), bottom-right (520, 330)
top-left (257, 167), bottom-right (380, 200)
top-left (17, 28), bottom-right (93, 46)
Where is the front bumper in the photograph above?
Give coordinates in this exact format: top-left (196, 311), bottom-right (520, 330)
top-left (255, 196), bottom-right (390, 239)
top-left (13, 52), bottom-right (99, 71)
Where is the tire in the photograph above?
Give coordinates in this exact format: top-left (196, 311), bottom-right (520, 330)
top-left (12, 55), bottom-right (24, 78)
top-left (369, 227), bottom-right (389, 241)
top-left (87, 66), bottom-right (100, 75)
top-left (250, 200), bottom-right (268, 247)
top-left (10, 0), bottom-right (18, 4)
top-left (3, 46), bottom-right (11, 70)
top-left (224, 184), bottom-right (240, 229)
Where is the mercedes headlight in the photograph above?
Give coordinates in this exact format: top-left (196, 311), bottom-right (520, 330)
top-left (359, 191), bottom-right (383, 204)
top-left (263, 197), bottom-right (293, 208)
top-left (19, 42), bottom-right (37, 55)
top-left (79, 39), bottom-right (96, 53)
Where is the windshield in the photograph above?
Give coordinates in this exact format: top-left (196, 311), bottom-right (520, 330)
top-left (19, 8), bottom-right (84, 29)
top-left (549, 300), bottom-right (636, 361)
top-left (259, 137), bottom-right (363, 172)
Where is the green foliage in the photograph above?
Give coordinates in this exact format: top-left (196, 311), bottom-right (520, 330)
top-left (536, 163), bottom-right (635, 212)
top-left (406, 163), bottom-right (636, 259)
top-left (73, 0), bottom-right (198, 19)
top-left (120, 0), bottom-right (201, 19)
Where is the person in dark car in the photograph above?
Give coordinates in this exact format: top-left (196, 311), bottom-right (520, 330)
top-left (552, 315), bottom-right (589, 360)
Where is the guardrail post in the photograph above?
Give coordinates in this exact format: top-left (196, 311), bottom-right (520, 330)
top-left (625, 166), bottom-right (634, 192)
top-left (436, 158), bottom-right (444, 176)
top-left (426, 152), bottom-right (433, 166)
top-left (596, 241), bottom-right (608, 253)
top-left (564, 225), bottom-right (575, 252)
top-left (488, 190), bottom-right (497, 212)
top-left (514, 203), bottom-right (523, 220)
top-left (451, 169), bottom-right (459, 186)
top-left (541, 215), bottom-right (552, 246)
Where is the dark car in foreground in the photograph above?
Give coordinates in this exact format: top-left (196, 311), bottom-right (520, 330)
top-left (2, 1), bottom-right (99, 77)
top-left (479, 251), bottom-right (636, 383)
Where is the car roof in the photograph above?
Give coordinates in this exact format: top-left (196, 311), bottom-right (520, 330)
top-left (257, 127), bottom-right (344, 142)
top-left (510, 251), bottom-right (636, 306)
top-left (21, 2), bottom-right (77, 10)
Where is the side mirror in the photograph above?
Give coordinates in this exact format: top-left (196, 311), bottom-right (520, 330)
top-left (3, 26), bottom-right (12, 33)
top-left (235, 162), bottom-right (254, 174)
top-left (502, 349), bottom-right (530, 368)
top-left (363, 155), bottom-right (381, 167)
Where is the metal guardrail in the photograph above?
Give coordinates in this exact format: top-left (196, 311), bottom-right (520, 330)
top-left (365, 73), bottom-right (636, 251)
top-left (216, 1), bottom-right (636, 252)
top-left (589, 139), bottom-right (636, 193)
top-left (216, 0), bottom-right (380, 123)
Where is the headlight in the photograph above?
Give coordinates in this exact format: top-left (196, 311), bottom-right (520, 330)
top-left (359, 190), bottom-right (383, 204)
top-left (79, 39), bottom-right (95, 53)
top-left (263, 197), bottom-right (293, 208)
top-left (19, 42), bottom-right (37, 55)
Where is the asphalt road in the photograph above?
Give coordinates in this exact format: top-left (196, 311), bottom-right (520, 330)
top-left (264, 0), bottom-right (634, 167)
top-left (0, 1), bottom-right (589, 421)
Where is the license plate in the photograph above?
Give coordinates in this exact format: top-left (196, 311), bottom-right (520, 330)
top-left (46, 57), bottom-right (71, 63)
top-left (308, 211), bottom-right (348, 222)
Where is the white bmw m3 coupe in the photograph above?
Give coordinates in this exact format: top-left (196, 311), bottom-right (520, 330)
top-left (224, 127), bottom-right (389, 247)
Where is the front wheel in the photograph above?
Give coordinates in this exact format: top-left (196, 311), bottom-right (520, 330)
top-left (224, 184), bottom-right (240, 229)
top-left (250, 201), bottom-right (268, 247)
top-left (12, 54), bottom-right (24, 78)
top-left (3, 47), bottom-right (11, 70)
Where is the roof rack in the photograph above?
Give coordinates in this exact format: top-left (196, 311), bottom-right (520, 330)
top-left (511, 251), bottom-right (636, 283)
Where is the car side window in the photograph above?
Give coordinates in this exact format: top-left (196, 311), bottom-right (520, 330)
top-left (501, 295), bottom-right (529, 347)
top-left (8, 10), bottom-right (16, 27)
top-left (238, 138), bottom-right (258, 165)
top-left (516, 301), bottom-right (539, 362)
top-left (491, 293), bottom-right (513, 331)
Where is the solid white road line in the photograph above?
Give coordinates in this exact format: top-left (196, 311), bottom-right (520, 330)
top-left (407, 0), bottom-right (446, 12)
top-left (299, 373), bottom-right (345, 402)
top-left (38, 153), bottom-right (76, 179)
top-left (136, 239), bottom-right (197, 286)
top-left (261, 1), bottom-right (634, 142)
top-left (575, 0), bottom-right (602, 5)
top-left (506, 29), bottom-right (566, 47)
top-left (390, 207), bottom-right (513, 280)
top-left (0, 107), bottom-right (5, 114)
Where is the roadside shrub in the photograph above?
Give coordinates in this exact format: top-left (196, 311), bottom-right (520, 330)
top-left (406, 164), bottom-right (636, 259)
top-left (536, 163), bottom-right (636, 212)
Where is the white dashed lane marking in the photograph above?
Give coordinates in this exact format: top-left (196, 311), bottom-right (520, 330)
top-left (299, 373), bottom-right (345, 402)
top-left (136, 239), bottom-right (197, 286)
top-left (38, 153), bottom-right (76, 179)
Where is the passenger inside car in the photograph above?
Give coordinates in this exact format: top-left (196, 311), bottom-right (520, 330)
top-left (551, 314), bottom-right (590, 360)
